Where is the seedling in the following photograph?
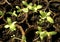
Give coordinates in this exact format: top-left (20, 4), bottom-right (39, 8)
top-left (36, 10), bottom-right (56, 40)
top-left (16, 6), bottom-right (28, 13)
top-left (16, 6), bottom-right (21, 13)
top-left (7, 11), bottom-right (17, 17)
top-left (4, 17), bottom-right (17, 31)
top-left (36, 26), bottom-right (57, 40)
top-left (38, 10), bottom-right (54, 25)
top-left (22, 1), bottom-right (28, 6)
top-left (16, 1), bottom-right (42, 13)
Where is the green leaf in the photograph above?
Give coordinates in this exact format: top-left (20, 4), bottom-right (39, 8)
top-left (10, 21), bottom-right (16, 31)
top-left (38, 26), bottom-right (42, 31)
top-left (12, 11), bottom-right (17, 17)
top-left (33, 4), bottom-right (37, 12)
top-left (7, 12), bottom-right (12, 14)
top-left (36, 31), bottom-right (40, 34)
top-left (47, 12), bottom-right (51, 16)
top-left (37, 5), bottom-right (42, 9)
top-left (0, 11), bottom-right (4, 16)
top-left (22, 1), bottom-right (28, 6)
top-left (22, 8), bottom-right (28, 13)
top-left (10, 24), bottom-right (16, 31)
top-left (27, 5), bottom-right (33, 10)
top-left (7, 11), bottom-right (17, 17)
top-left (16, 6), bottom-right (20, 9)
top-left (49, 31), bottom-right (57, 36)
top-left (34, 7), bottom-right (38, 12)
top-left (4, 25), bottom-right (9, 28)
top-left (39, 10), bottom-right (47, 18)
top-left (40, 31), bottom-right (47, 40)
top-left (29, 3), bottom-right (32, 6)
top-left (7, 17), bottom-right (12, 25)
top-left (47, 16), bottom-right (54, 23)
top-left (16, 6), bottom-right (21, 12)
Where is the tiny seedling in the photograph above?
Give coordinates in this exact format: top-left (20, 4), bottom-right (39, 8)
top-left (32, 4), bottom-right (42, 12)
top-left (22, 1), bottom-right (28, 6)
top-left (16, 1), bottom-right (42, 13)
top-left (36, 26), bottom-right (57, 40)
top-left (16, 6), bottom-right (28, 13)
top-left (16, 6), bottom-right (22, 13)
top-left (7, 11), bottom-right (17, 17)
top-left (38, 10), bottom-right (54, 24)
top-left (4, 17), bottom-right (16, 31)
top-left (22, 8), bottom-right (28, 13)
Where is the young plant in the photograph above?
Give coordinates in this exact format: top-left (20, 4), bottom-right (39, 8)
top-left (36, 26), bottom-right (57, 40)
top-left (38, 10), bottom-right (54, 25)
top-left (16, 1), bottom-right (42, 13)
top-left (4, 17), bottom-right (17, 31)
top-left (7, 11), bottom-right (17, 17)
top-left (16, 6), bottom-right (28, 13)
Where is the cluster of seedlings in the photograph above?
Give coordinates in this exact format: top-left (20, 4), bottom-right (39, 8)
top-left (0, 0), bottom-right (60, 42)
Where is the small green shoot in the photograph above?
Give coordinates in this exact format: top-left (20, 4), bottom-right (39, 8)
top-left (22, 1), bottom-right (28, 6)
top-left (16, 1), bottom-right (42, 13)
top-left (36, 26), bottom-right (57, 40)
top-left (47, 16), bottom-right (54, 23)
top-left (4, 17), bottom-right (16, 31)
top-left (22, 8), bottom-right (28, 13)
top-left (39, 10), bottom-right (54, 23)
top-left (7, 11), bottom-right (17, 17)
top-left (16, 6), bottom-right (21, 12)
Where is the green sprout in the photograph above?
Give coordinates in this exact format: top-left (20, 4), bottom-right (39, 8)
top-left (7, 11), bottom-right (17, 17)
top-left (36, 26), bottom-right (57, 40)
top-left (32, 4), bottom-right (42, 12)
top-left (4, 17), bottom-right (17, 31)
top-left (22, 1), bottom-right (28, 6)
top-left (22, 8), bottom-right (28, 13)
top-left (16, 6), bottom-right (22, 13)
top-left (16, 1), bottom-right (42, 13)
top-left (39, 10), bottom-right (54, 24)
top-left (16, 6), bottom-right (28, 13)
